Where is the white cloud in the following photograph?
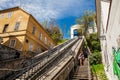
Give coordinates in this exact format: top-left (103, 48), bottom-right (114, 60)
top-left (0, 0), bottom-right (95, 22)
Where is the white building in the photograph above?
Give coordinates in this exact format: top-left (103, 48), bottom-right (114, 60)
top-left (71, 24), bottom-right (97, 39)
top-left (70, 24), bottom-right (81, 39)
top-left (96, 0), bottom-right (120, 80)
top-left (87, 26), bottom-right (97, 34)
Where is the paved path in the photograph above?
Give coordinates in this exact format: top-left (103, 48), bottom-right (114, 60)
top-left (71, 58), bottom-right (92, 80)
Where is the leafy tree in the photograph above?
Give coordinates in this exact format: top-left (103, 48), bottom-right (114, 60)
top-left (42, 19), bottom-right (63, 43)
top-left (77, 27), bottom-right (83, 36)
top-left (86, 33), bottom-right (101, 52)
top-left (41, 20), bottom-right (48, 29)
top-left (76, 11), bottom-right (96, 35)
top-left (91, 40), bottom-right (101, 51)
top-left (89, 51), bottom-right (102, 65)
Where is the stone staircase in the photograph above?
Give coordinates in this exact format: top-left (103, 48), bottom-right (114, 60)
top-left (71, 58), bottom-right (92, 80)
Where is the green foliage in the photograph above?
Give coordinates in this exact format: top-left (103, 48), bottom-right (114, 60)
top-left (76, 11), bottom-right (96, 35)
top-left (43, 19), bottom-right (63, 43)
top-left (57, 39), bottom-right (68, 45)
top-left (86, 33), bottom-right (101, 52)
top-left (77, 28), bottom-right (82, 36)
top-left (91, 64), bottom-right (108, 80)
top-left (89, 52), bottom-right (102, 65)
top-left (89, 33), bottom-right (98, 41)
top-left (91, 40), bottom-right (101, 51)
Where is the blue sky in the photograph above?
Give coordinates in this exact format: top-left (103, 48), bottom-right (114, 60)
top-left (0, 0), bottom-right (96, 39)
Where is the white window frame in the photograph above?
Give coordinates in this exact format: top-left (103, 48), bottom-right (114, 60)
top-left (32, 26), bottom-right (36, 34)
top-left (45, 37), bottom-right (47, 44)
top-left (29, 43), bottom-right (33, 51)
top-left (9, 39), bottom-right (16, 48)
top-left (14, 22), bottom-right (20, 31)
top-left (39, 33), bottom-right (42, 40)
top-left (8, 12), bottom-right (12, 18)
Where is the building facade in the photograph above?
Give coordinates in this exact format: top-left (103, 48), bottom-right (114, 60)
top-left (0, 7), bottom-right (56, 56)
top-left (96, 0), bottom-right (120, 80)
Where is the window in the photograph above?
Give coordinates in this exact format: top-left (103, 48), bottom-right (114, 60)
top-left (14, 22), bottom-right (20, 31)
top-left (39, 33), bottom-right (42, 40)
top-left (3, 24), bottom-right (8, 33)
top-left (29, 43), bottom-right (33, 51)
top-left (50, 43), bottom-right (53, 48)
top-left (26, 39), bottom-right (29, 43)
top-left (45, 37), bottom-right (47, 44)
top-left (0, 14), bottom-right (4, 18)
top-left (37, 47), bottom-right (41, 53)
top-left (32, 27), bottom-right (36, 34)
top-left (8, 12), bottom-right (12, 18)
top-left (10, 40), bottom-right (16, 48)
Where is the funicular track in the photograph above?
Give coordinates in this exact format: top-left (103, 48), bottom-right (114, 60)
top-left (16, 38), bottom-right (78, 80)
top-left (36, 38), bottom-right (82, 80)
top-left (0, 38), bottom-right (78, 80)
top-left (30, 43), bottom-right (73, 80)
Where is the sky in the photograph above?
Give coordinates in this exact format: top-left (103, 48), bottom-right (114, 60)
top-left (0, 0), bottom-right (96, 39)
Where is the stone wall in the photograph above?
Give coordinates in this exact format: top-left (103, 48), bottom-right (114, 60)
top-left (0, 44), bottom-right (21, 61)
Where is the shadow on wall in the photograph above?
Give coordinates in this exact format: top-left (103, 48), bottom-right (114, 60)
top-left (0, 36), bottom-right (22, 61)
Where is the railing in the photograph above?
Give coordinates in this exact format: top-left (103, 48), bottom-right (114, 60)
top-left (38, 38), bottom-right (83, 80)
top-left (16, 38), bottom-right (78, 80)
top-left (0, 38), bottom-right (78, 80)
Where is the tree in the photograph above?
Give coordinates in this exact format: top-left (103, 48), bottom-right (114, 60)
top-left (77, 27), bottom-right (83, 36)
top-left (41, 20), bottom-right (48, 29)
top-left (42, 19), bottom-right (63, 43)
top-left (76, 11), bottom-right (96, 35)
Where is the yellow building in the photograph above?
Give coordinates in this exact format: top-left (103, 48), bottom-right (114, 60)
top-left (0, 7), bottom-right (56, 55)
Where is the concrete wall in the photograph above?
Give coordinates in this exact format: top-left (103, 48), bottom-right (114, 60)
top-left (99, 1), bottom-right (110, 80)
top-left (99, 0), bottom-right (120, 80)
top-left (105, 1), bottom-right (120, 80)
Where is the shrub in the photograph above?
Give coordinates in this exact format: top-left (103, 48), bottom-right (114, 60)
top-left (85, 33), bottom-right (101, 52)
top-left (91, 64), bottom-right (108, 80)
top-left (89, 52), bottom-right (102, 65)
top-left (90, 33), bottom-right (98, 40)
top-left (91, 40), bottom-right (101, 51)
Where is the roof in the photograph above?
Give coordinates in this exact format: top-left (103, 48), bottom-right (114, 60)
top-left (71, 24), bottom-right (83, 28)
top-left (0, 7), bottom-right (19, 13)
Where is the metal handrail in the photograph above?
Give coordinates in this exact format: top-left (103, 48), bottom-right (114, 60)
top-left (1, 38), bottom-right (78, 80)
top-left (21, 38), bottom-right (78, 80)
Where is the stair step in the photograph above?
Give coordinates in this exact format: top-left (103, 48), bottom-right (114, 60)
top-left (70, 58), bottom-right (92, 80)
